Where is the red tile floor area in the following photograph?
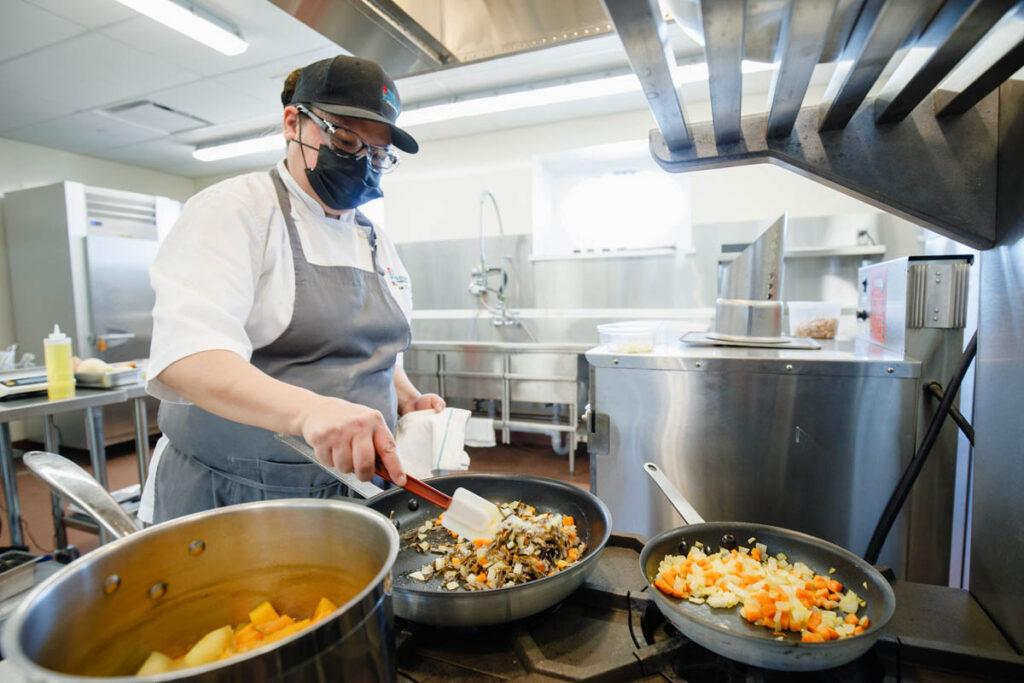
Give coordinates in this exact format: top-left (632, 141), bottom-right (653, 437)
top-left (0, 435), bottom-right (588, 556)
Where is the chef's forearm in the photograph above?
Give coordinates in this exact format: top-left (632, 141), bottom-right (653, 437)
top-left (158, 350), bottom-right (324, 434)
top-left (393, 364), bottom-right (422, 414)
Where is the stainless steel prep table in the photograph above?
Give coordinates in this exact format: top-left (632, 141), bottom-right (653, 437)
top-left (0, 381), bottom-right (151, 548)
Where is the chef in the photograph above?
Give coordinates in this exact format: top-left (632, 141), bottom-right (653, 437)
top-left (138, 55), bottom-right (443, 523)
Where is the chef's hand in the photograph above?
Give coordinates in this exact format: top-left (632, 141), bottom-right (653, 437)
top-left (300, 396), bottom-right (407, 486)
top-left (399, 393), bottom-right (446, 416)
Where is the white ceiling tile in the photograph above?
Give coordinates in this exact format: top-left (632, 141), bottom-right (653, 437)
top-left (99, 3), bottom-right (336, 78)
top-left (211, 45), bottom-right (344, 101)
top-left (0, 92), bottom-right (72, 134)
top-left (0, 33), bottom-right (199, 110)
top-left (5, 109), bottom-right (165, 155)
top-left (0, 1), bottom-right (86, 62)
top-left (91, 135), bottom-right (196, 169)
top-left (150, 78), bottom-right (278, 125)
top-left (23, 0), bottom-right (135, 29)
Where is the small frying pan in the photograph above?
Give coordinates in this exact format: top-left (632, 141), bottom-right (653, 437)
top-left (640, 462), bottom-right (895, 672)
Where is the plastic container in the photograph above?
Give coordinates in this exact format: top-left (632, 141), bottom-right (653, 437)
top-left (44, 324), bottom-right (75, 400)
top-left (788, 301), bottom-right (842, 339)
top-left (597, 321), bottom-right (660, 353)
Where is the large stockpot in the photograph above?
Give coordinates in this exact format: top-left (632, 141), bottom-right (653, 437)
top-left (1, 452), bottom-right (400, 682)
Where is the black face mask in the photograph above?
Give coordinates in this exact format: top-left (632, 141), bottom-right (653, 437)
top-left (296, 139), bottom-right (382, 210)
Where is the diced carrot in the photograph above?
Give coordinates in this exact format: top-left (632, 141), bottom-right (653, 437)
top-left (562, 515), bottom-right (575, 527)
top-left (828, 579), bottom-right (843, 593)
top-left (813, 626), bottom-right (832, 641)
top-left (806, 610), bottom-right (822, 630)
top-left (750, 548), bottom-right (761, 561)
top-left (742, 599), bottom-right (762, 622)
top-left (235, 624), bottom-right (264, 649)
top-left (802, 631), bottom-right (825, 643)
top-left (472, 538), bottom-right (490, 547)
top-left (256, 614), bottom-right (295, 636)
top-left (812, 576), bottom-right (828, 589)
top-left (568, 548), bottom-right (579, 561)
top-left (845, 614), bottom-right (860, 625)
top-left (779, 611), bottom-right (790, 631)
top-left (452, 557), bottom-right (462, 567)
top-left (654, 578), bottom-right (674, 595)
top-left (829, 592), bottom-right (841, 601)
top-left (853, 626), bottom-right (865, 635)
top-left (476, 572), bottom-right (487, 583)
top-left (859, 616), bottom-right (870, 629)
top-left (772, 631), bottom-right (784, 637)
top-left (825, 627), bottom-right (840, 640)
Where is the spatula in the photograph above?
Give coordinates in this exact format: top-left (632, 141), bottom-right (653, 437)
top-left (275, 433), bottom-right (504, 542)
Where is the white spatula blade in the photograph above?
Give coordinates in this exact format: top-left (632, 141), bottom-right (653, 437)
top-left (441, 487), bottom-right (503, 541)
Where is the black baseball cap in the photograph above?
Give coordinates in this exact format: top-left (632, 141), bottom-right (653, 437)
top-left (290, 55), bottom-right (418, 154)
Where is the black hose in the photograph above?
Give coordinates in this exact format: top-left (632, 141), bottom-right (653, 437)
top-left (864, 331), bottom-right (977, 565)
top-left (925, 381), bottom-right (975, 445)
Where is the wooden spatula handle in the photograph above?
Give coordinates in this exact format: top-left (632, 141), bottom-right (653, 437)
top-left (374, 458), bottom-right (452, 510)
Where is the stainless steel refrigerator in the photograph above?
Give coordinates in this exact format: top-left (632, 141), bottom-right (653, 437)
top-left (3, 181), bottom-right (180, 448)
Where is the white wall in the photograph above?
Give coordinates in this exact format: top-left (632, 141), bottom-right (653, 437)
top-left (380, 113), bottom-right (892, 245)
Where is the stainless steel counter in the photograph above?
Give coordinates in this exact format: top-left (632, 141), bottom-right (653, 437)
top-left (586, 339), bottom-right (922, 576)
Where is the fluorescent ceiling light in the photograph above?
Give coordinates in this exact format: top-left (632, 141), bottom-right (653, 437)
top-left (112, 0), bottom-right (248, 55)
top-left (399, 60), bottom-right (774, 126)
top-left (193, 133), bottom-right (283, 161)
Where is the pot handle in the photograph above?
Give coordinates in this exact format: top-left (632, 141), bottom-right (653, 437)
top-left (275, 434), bottom-right (386, 500)
top-left (23, 451), bottom-right (141, 539)
top-left (643, 462), bottom-right (706, 525)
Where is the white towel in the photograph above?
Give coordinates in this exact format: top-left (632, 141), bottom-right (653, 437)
top-left (395, 407), bottom-right (472, 479)
top-left (464, 416), bottom-right (497, 447)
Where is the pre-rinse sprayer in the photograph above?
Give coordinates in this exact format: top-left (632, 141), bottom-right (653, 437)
top-left (470, 190), bottom-right (535, 340)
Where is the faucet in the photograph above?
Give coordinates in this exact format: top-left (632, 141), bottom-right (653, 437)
top-left (471, 191), bottom-right (525, 329)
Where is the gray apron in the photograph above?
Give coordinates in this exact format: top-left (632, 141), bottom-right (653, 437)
top-left (152, 168), bottom-right (411, 522)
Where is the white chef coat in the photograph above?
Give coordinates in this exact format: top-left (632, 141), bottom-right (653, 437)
top-left (139, 159), bottom-right (413, 523)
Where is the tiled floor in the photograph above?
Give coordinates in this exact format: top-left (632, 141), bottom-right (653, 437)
top-left (0, 436), bottom-right (588, 556)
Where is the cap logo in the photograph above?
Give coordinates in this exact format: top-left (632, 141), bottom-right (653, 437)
top-left (381, 85), bottom-right (399, 116)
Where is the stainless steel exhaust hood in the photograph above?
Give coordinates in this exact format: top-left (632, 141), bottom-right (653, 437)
top-left (602, 0), bottom-right (1024, 250)
top-left (268, 0), bottom-right (615, 79)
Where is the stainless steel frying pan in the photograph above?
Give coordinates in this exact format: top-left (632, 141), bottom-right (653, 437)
top-left (640, 462), bottom-right (895, 672)
top-left (278, 434), bottom-right (612, 627)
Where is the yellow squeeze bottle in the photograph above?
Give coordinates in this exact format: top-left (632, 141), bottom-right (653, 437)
top-left (44, 324), bottom-right (75, 400)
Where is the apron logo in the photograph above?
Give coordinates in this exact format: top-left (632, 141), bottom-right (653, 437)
top-left (382, 86), bottom-right (399, 115)
top-left (386, 267), bottom-right (410, 290)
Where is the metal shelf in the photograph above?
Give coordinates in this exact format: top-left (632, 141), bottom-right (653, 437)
top-left (719, 245), bottom-right (887, 262)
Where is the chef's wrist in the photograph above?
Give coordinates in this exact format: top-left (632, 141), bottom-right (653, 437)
top-left (398, 392), bottom-right (423, 417)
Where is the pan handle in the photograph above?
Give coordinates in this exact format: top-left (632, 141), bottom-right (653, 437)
top-left (275, 433), bottom-right (386, 500)
top-left (643, 462), bottom-right (706, 525)
top-left (23, 451), bottom-right (141, 539)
